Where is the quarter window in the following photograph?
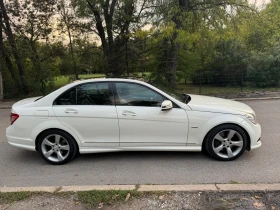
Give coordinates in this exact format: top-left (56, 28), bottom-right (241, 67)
top-left (115, 82), bottom-right (165, 107)
top-left (54, 87), bottom-right (76, 105)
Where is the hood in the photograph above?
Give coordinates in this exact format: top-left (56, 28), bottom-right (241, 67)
top-left (13, 96), bottom-right (41, 107)
top-left (187, 94), bottom-right (255, 115)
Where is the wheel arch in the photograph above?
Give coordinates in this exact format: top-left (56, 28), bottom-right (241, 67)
top-left (202, 123), bottom-right (251, 152)
top-left (35, 128), bottom-right (79, 152)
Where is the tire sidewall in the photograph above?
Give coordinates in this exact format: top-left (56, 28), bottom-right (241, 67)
top-left (38, 130), bottom-right (77, 165)
top-left (205, 124), bottom-right (247, 161)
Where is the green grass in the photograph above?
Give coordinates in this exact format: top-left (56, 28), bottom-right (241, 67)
top-left (177, 83), bottom-right (280, 96)
top-left (53, 74), bottom-right (105, 89)
top-left (77, 190), bottom-right (140, 207)
top-left (47, 73), bottom-right (280, 99)
top-left (0, 191), bottom-right (32, 204)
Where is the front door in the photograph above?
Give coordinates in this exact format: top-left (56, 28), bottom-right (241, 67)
top-left (114, 82), bottom-right (189, 146)
top-left (52, 82), bottom-right (119, 147)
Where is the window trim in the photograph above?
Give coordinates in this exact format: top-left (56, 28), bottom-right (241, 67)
top-left (53, 81), bottom-right (115, 106)
top-left (112, 81), bottom-right (181, 108)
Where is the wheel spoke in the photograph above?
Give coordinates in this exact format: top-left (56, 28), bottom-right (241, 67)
top-left (214, 133), bottom-right (225, 142)
top-left (43, 139), bottom-right (54, 147)
top-left (56, 151), bottom-right (64, 161)
top-left (231, 141), bottom-right (243, 147)
top-left (226, 147), bottom-right (234, 158)
top-left (214, 145), bottom-right (224, 153)
top-left (60, 145), bottom-right (69, 151)
top-left (55, 135), bottom-right (61, 144)
top-left (44, 149), bottom-right (54, 158)
top-left (227, 130), bottom-right (236, 140)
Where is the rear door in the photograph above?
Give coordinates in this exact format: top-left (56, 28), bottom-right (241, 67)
top-left (52, 82), bottom-right (119, 147)
top-left (114, 82), bottom-right (189, 146)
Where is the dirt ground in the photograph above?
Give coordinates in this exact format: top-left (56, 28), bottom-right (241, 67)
top-left (1, 191), bottom-right (279, 210)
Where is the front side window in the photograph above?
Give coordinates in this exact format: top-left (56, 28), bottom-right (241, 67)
top-left (54, 82), bottom-right (113, 105)
top-left (115, 82), bottom-right (164, 107)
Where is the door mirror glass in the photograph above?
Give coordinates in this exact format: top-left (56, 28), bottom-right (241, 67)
top-left (161, 100), bottom-right (173, 110)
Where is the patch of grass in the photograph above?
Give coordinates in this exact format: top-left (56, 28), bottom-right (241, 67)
top-left (0, 191), bottom-right (32, 204)
top-left (177, 83), bottom-right (280, 96)
top-left (229, 180), bottom-right (240, 184)
top-left (77, 190), bottom-right (140, 207)
top-left (53, 74), bottom-right (105, 89)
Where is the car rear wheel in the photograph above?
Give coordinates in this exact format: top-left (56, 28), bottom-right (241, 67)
top-left (38, 130), bottom-right (78, 165)
top-left (205, 124), bottom-right (247, 161)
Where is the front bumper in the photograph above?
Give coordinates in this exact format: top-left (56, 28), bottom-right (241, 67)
top-left (240, 119), bottom-right (261, 150)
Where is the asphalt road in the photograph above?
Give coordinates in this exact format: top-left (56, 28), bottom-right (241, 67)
top-left (0, 99), bottom-right (279, 187)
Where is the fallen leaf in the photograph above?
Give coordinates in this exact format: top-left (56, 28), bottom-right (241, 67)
top-left (98, 202), bottom-right (103, 209)
top-left (125, 193), bottom-right (130, 202)
top-left (253, 202), bottom-right (265, 208)
top-left (159, 195), bottom-right (165, 200)
top-left (271, 205), bottom-right (276, 210)
top-left (241, 197), bottom-right (249, 201)
top-left (255, 196), bottom-right (262, 199)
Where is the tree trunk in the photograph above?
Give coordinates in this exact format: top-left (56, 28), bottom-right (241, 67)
top-left (0, 0), bottom-right (29, 94)
top-left (169, 31), bottom-right (179, 89)
top-left (66, 25), bottom-right (78, 80)
top-left (0, 4), bottom-right (19, 94)
top-left (30, 41), bottom-right (41, 82)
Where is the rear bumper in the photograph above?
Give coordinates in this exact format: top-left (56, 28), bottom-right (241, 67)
top-left (6, 126), bottom-right (36, 151)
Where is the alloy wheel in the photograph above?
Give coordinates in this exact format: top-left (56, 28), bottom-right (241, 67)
top-left (212, 129), bottom-right (244, 159)
top-left (41, 134), bottom-right (70, 162)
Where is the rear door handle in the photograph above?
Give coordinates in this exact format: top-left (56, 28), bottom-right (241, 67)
top-left (122, 111), bottom-right (136, 116)
top-left (64, 109), bottom-right (78, 114)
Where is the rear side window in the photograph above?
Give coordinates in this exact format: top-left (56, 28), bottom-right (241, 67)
top-left (54, 82), bottom-right (113, 105)
top-left (77, 83), bottom-right (113, 105)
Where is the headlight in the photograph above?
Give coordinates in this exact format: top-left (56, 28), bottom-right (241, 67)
top-left (246, 113), bottom-right (257, 124)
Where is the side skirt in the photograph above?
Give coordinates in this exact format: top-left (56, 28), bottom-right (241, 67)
top-left (79, 146), bottom-right (201, 154)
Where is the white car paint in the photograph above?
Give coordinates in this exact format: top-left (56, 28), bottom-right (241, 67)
top-left (6, 78), bottom-right (261, 159)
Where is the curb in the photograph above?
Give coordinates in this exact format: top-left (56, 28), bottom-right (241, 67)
top-left (0, 107), bottom-right (12, 109)
top-left (233, 96), bottom-right (280, 101)
top-left (1, 184), bottom-right (280, 193)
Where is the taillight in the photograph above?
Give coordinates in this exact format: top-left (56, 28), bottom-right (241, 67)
top-left (10, 113), bottom-right (19, 125)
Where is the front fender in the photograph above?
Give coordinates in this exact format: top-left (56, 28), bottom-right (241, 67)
top-left (187, 111), bottom-right (245, 146)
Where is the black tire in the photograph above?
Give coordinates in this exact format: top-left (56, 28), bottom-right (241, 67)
top-left (205, 124), bottom-right (247, 161)
top-left (38, 130), bottom-right (78, 165)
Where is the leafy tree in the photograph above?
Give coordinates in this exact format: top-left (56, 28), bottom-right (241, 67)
top-left (72, 0), bottom-right (155, 76)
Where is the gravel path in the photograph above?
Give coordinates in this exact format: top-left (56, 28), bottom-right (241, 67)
top-left (1, 191), bottom-right (279, 210)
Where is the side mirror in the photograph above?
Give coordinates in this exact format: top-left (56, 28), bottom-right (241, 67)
top-left (161, 100), bottom-right (173, 111)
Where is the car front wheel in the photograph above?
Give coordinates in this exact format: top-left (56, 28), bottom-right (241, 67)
top-left (205, 124), bottom-right (247, 161)
top-left (38, 130), bottom-right (78, 165)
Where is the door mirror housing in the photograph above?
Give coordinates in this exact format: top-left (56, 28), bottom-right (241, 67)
top-left (161, 100), bottom-right (173, 111)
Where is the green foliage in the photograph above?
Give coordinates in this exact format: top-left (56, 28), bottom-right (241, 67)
top-left (2, 0), bottom-right (280, 98)
top-left (247, 43), bottom-right (280, 87)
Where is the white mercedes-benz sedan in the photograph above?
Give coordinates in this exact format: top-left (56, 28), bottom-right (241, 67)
top-left (6, 78), bottom-right (261, 164)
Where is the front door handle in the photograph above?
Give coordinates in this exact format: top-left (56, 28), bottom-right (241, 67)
top-left (122, 111), bottom-right (136, 116)
top-left (65, 109), bottom-right (78, 114)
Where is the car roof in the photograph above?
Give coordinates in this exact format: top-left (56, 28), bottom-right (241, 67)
top-left (70, 78), bottom-right (147, 85)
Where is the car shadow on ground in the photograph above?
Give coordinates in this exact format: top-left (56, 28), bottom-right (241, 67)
top-left (3, 145), bottom-right (257, 167)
